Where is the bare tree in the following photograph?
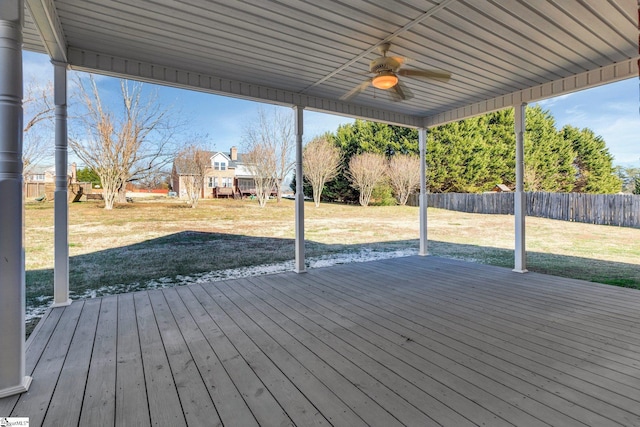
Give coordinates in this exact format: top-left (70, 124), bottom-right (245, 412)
top-left (243, 142), bottom-right (277, 207)
top-left (173, 144), bottom-right (210, 208)
top-left (347, 152), bottom-right (387, 206)
top-left (70, 75), bottom-right (178, 209)
top-left (387, 154), bottom-right (421, 205)
top-left (303, 135), bottom-right (341, 207)
top-left (136, 169), bottom-right (171, 191)
top-left (244, 107), bottom-right (294, 202)
top-left (23, 79), bottom-right (54, 176)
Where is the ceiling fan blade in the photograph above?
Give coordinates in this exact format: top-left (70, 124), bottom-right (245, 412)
top-left (388, 80), bottom-right (414, 102)
top-left (389, 56), bottom-right (407, 70)
top-left (398, 68), bottom-right (452, 82)
top-left (340, 79), bottom-right (372, 101)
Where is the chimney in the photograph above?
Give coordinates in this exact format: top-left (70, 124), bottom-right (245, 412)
top-left (70, 162), bottom-right (77, 183)
top-left (230, 146), bottom-right (238, 161)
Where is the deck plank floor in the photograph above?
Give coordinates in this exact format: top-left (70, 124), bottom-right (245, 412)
top-left (3, 256), bottom-right (640, 426)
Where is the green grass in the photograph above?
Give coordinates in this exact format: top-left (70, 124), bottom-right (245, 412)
top-left (24, 197), bottom-right (640, 330)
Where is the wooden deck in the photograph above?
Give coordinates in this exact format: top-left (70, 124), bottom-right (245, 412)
top-left (2, 256), bottom-right (640, 426)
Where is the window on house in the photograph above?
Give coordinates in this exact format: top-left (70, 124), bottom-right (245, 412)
top-left (207, 177), bottom-right (214, 188)
top-left (223, 177), bottom-right (232, 187)
top-left (214, 161), bottom-right (227, 171)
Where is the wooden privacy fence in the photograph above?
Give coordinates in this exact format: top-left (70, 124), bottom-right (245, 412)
top-left (24, 182), bottom-right (93, 202)
top-left (409, 192), bottom-right (640, 228)
top-left (24, 182), bottom-right (46, 198)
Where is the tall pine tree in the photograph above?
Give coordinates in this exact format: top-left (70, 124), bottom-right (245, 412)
top-left (561, 125), bottom-right (621, 193)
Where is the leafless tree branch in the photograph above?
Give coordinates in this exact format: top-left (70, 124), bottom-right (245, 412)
top-left (244, 107), bottom-right (294, 203)
top-left (69, 75), bottom-right (180, 209)
top-left (347, 152), bottom-right (387, 206)
top-left (303, 135), bottom-right (342, 207)
top-left (387, 154), bottom-right (421, 205)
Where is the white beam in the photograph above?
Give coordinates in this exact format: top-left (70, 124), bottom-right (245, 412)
top-left (0, 0), bottom-right (32, 398)
top-left (25, 0), bottom-right (66, 62)
top-left (66, 47), bottom-right (423, 129)
top-left (424, 57), bottom-right (639, 127)
top-left (52, 61), bottom-right (70, 307)
top-left (294, 106), bottom-right (305, 273)
top-left (419, 128), bottom-right (428, 256)
top-left (514, 103), bottom-right (527, 273)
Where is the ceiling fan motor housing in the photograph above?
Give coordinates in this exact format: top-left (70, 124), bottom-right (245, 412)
top-left (369, 57), bottom-right (401, 74)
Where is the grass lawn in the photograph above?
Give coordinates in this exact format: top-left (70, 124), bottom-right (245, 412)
top-left (25, 197), bottom-right (640, 332)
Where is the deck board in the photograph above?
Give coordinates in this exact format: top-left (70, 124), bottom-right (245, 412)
top-left (195, 283), bottom-right (329, 427)
top-left (324, 260), bottom-right (640, 425)
top-left (228, 276), bottom-right (438, 426)
top-left (163, 287), bottom-right (259, 427)
top-left (133, 291), bottom-right (186, 426)
top-left (43, 298), bottom-right (100, 426)
top-left (286, 264), bottom-right (620, 426)
top-left (148, 290), bottom-right (222, 426)
top-left (213, 279), bottom-right (401, 427)
top-left (177, 285), bottom-right (293, 426)
top-left (210, 279), bottom-right (370, 427)
top-left (262, 271), bottom-right (583, 427)
top-left (79, 296), bottom-right (117, 427)
top-left (3, 256), bottom-right (640, 426)
top-left (115, 293), bottom-right (150, 427)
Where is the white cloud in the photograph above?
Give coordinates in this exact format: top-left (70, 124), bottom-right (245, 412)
top-left (536, 92), bottom-right (575, 109)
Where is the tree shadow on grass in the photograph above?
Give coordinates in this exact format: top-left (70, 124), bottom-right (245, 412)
top-left (25, 232), bottom-right (640, 335)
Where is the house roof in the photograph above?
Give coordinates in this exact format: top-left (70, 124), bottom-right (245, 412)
top-left (173, 150), bottom-right (246, 174)
top-left (210, 151), bottom-right (245, 169)
top-left (23, 1), bottom-right (639, 129)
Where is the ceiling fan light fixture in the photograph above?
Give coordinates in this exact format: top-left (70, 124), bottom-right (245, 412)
top-left (372, 71), bottom-right (398, 89)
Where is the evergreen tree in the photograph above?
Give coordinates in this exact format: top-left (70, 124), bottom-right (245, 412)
top-left (523, 106), bottom-right (575, 192)
top-left (319, 106), bottom-right (619, 199)
top-left (76, 166), bottom-right (101, 187)
top-left (561, 125), bottom-right (621, 193)
top-left (428, 116), bottom-right (502, 193)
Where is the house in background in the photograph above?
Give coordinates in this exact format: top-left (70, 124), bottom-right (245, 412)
top-left (491, 184), bottom-right (512, 193)
top-left (24, 163), bottom-right (79, 199)
top-left (172, 146), bottom-right (257, 199)
top-left (24, 162), bottom-right (78, 184)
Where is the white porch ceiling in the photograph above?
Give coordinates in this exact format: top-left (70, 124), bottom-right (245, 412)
top-left (23, 0), bottom-right (639, 128)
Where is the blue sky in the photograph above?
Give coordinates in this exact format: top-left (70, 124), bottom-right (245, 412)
top-left (24, 51), bottom-right (639, 167)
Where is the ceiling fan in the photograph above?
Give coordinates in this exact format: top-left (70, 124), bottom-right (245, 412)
top-left (340, 43), bottom-right (452, 102)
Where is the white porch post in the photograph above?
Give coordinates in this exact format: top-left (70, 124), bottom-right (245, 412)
top-left (419, 128), bottom-right (428, 256)
top-left (513, 103), bottom-right (528, 273)
top-left (293, 105), bottom-right (305, 273)
top-left (0, 0), bottom-right (32, 398)
top-left (52, 61), bottom-right (71, 306)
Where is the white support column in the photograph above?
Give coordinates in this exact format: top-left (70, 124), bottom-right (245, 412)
top-left (293, 106), bottom-right (305, 273)
top-left (513, 103), bottom-right (528, 273)
top-left (419, 128), bottom-right (428, 256)
top-left (52, 61), bottom-right (71, 307)
top-left (0, 0), bottom-right (32, 398)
